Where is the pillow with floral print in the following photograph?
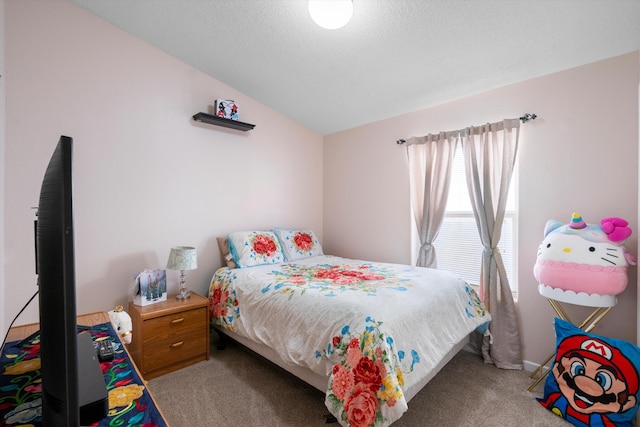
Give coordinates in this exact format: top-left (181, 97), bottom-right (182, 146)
top-left (274, 228), bottom-right (323, 261)
top-left (227, 231), bottom-right (285, 268)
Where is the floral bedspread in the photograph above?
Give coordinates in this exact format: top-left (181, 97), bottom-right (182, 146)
top-left (208, 255), bottom-right (490, 427)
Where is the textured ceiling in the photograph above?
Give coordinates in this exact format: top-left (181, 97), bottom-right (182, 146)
top-left (70, 0), bottom-right (640, 135)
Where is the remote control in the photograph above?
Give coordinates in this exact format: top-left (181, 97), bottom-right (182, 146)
top-left (96, 340), bottom-right (115, 362)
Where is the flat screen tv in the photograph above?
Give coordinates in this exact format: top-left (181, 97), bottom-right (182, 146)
top-left (37, 135), bottom-right (79, 425)
top-left (36, 136), bottom-right (107, 426)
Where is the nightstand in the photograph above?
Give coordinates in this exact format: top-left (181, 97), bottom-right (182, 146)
top-left (129, 292), bottom-right (210, 379)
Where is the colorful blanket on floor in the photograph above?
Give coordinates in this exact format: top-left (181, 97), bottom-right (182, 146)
top-left (0, 322), bottom-right (166, 427)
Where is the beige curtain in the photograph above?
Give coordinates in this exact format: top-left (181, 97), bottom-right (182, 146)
top-left (406, 133), bottom-right (459, 267)
top-left (462, 119), bottom-right (523, 369)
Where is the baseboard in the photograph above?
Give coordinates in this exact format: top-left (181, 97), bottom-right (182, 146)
top-left (523, 359), bottom-right (550, 374)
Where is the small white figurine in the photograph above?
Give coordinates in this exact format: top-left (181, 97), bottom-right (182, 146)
top-left (108, 305), bottom-right (133, 345)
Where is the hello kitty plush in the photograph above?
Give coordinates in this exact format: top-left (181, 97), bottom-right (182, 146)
top-left (108, 305), bottom-right (133, 345)
top-left (533, 213), bottom-right (636, 306)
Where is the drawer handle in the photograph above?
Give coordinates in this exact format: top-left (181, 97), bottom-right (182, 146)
top-left (170, 317), bottom-right (185, 325)
top-left (170, 341), bottom-right (184, 349)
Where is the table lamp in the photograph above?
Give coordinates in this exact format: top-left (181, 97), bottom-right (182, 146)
top-left (166, 246), bottom-right (198, 300)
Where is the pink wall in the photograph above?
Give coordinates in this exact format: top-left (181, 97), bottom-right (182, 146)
top-left (0, 1), bottom-right (6, 335)
top-left (324, 52), bottom-right (640, 366)
top-left (2, 0), bottom-right (639, 369)
top-left (2, 0), bottom-right (323, 329)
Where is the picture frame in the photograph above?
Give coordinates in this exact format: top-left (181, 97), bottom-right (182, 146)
top-left (132, 269), bottom-right (167, 306)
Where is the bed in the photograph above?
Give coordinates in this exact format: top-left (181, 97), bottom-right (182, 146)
top-left (208, 230), bottom-right (491, 427)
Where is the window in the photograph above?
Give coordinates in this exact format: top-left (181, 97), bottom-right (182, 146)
top-left (427, 150), bottom-right (518, 294)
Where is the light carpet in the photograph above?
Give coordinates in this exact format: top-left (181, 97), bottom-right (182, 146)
top-left (147, 332), bottom-right (569, 426)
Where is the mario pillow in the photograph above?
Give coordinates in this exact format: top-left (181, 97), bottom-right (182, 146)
top-left (538, 318), bottom-right (640, 426)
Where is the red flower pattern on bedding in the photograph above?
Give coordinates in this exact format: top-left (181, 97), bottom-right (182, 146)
top-left (210, 287), bottom-right (232, 318)
top-left (257, 261), bottom-right (411, 299)
top-left (208, 268), bottom-right (240, 331)
top-left (323, 318), bottom-right (415, 426)
top-left (332, 364), bottom-right (355, 400)
top-left (252, 234), bottom-right (278, 257)
top-left (353, 357), bottom-right (383, 392)
top-left (293, 232), bottom-right (313, 252)
top-left (313, 266), bottom-right (384, 285)
top-left (344, 382), bottom-right (379, 427)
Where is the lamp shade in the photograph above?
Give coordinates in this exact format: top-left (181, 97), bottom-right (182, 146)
top-left (308, 0), bottom-right (353, 29)
top-left (166, 246), bottom-right (198, 271)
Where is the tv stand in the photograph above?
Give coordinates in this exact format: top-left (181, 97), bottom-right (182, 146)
top-left (76, 331), bottom-right (108, 424)
top-left (16, 324), bottom-right (92, 348)
top-left (4, 312), bottom-right (169, 425)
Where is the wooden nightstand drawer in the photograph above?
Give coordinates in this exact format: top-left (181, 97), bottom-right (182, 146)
top-left (142, 307), bottom-right (207, 344)
top-left (129, 292), bottom-right (210, 379)
top-left (143, 329), bottom-right (208, 371)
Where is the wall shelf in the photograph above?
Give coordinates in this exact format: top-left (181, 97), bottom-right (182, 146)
top-left (192, 112), bottom-right (255, 131)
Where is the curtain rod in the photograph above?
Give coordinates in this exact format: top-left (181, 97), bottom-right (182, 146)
top-left (395, 113), bottom-right (537, 145)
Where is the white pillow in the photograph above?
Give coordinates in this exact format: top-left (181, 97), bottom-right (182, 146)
top-left (274, 228), bottom-right (323, 261)
top-left (227, 231), bottom-right (285, 268)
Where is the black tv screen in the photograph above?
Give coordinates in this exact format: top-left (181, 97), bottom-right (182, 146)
top-left (36, 135), bottom-right (79, 425)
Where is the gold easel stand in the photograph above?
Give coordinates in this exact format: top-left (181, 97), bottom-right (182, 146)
top-left (527, 285), bottom-right (616, 392)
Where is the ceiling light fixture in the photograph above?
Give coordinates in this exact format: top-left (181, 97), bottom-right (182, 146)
top-left (308, 0), bottom-right (353, 30)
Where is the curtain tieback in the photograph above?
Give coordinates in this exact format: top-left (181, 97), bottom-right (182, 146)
top-left (483, 247), bottom-right (499, 256)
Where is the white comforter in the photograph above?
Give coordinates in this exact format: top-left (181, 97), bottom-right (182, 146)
top-left (208, 255), bottom-right (490, 427)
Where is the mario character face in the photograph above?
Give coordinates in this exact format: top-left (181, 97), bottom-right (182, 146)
top-left (553, 334), bottom-right (639, 415)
